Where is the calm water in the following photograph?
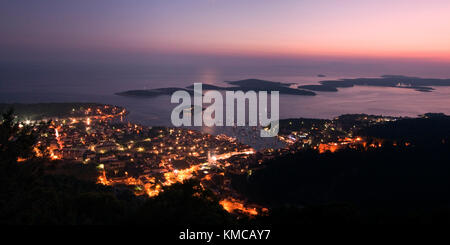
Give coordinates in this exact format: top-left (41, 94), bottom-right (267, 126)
top-left (1, 63), bottom-right (450, 127)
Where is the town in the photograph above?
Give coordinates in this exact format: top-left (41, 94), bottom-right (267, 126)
top-left (16, 104), bottom-right (400, 216)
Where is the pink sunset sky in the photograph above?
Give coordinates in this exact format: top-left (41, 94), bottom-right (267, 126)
top-left (1, 0), bottom-right (450, 62)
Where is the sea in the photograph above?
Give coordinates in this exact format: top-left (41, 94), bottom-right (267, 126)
top-left (1, 62), bottom-right (450, 148)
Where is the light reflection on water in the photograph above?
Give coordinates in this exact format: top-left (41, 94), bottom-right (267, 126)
top-left (2, 85), bottom-right (450, 149)
top-left (2, 85), bottom-right (450, 124)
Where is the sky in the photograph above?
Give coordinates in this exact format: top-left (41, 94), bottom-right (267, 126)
top-left (1, 0), bottom-right (450, 63)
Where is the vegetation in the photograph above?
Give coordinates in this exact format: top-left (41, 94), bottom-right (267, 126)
top-left (116, 78), bottom-right (316, 97)
top-left (234, 115), bottom-right (450, 224)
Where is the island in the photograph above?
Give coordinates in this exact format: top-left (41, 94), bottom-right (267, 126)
top-left (115, 87), bottom-right (199, 97)
top-left (297, 84), bottom-right (338, 92)
top-left (299, 75), bottom-right (450, 92)
top-left (115, 78), bottom-right (316, 98)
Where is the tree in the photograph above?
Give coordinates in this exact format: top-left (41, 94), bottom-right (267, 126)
top-left (0, 108), bottom-right (36, 167)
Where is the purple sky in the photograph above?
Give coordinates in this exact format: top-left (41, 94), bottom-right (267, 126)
top-left (1, 0), bottom-right (450, 64)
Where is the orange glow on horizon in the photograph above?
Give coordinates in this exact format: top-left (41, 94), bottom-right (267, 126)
top-left (145, 44), bottom-right (450, 63)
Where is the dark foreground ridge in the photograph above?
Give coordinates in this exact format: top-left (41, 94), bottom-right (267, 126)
top-left (233, 113), bottom-right (450, 224)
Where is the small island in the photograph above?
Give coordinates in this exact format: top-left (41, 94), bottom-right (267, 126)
top-left (115, 87), bottom-right (198, 97)
top-left (299, 75), bottom-right (450, 92)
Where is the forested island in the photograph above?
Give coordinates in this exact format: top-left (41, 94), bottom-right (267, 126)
top-left (115, 79), bottom-right (316, 97)
top-left (116, 75), bottom-right (450, 99)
